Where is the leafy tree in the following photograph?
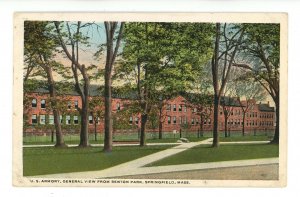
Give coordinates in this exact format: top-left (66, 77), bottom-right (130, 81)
top-left (120, 22), bottom-right (213, 146)
top-left (89, 96), bottom-right (104, 141)
top-left (233, 24), bottom-right (280, 143)
top-left (24, 21), bottom-right (67, 147)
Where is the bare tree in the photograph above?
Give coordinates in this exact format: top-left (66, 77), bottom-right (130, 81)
top-left (54, 21), bottom-right (92, 147)
top-left (211, 23), bottom-right (245, 147)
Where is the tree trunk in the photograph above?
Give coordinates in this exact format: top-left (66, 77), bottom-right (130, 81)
top-left (212, 95), bottom-right (220, 147)
top-left (94, 121), bottom-right (97, 141)
top-left (140, 114), bottom-right (148, 146)
top-left (78, 68), bottom-right (90, 147)
top-left (158, 121), bottom-right (163, 139)
top-left (271, 97), bottom-right (279, 144)
top-left (79, 98), bottom-right (90, 147)
top-left (103, 75), bottom-right (113, 152)
top-left (242, 113), bottom-right (246, 136)
top-left (46, 67), bottom-right (66, 148)
top-left (158, 107), bottom-right (163, 139)
top-left (200, 118), bottom-right (204, 137)
top-left (224, 116), bottom-right (228, 138)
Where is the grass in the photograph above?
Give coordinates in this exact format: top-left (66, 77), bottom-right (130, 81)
top-left (220, 135), bottom-right (273, 142)
top-left (23, 130), bottom-right (274, 145)
top-left (147, 144), bottom-right (279, 167)
top-left (23, 145), bottom-right (174, 176)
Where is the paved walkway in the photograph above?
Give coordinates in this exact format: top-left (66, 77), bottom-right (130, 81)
top-left (31, 138), bottom-right (278, 179)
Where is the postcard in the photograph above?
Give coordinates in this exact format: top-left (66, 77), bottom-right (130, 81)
top-left (13, 12), bottom-right (287, 187)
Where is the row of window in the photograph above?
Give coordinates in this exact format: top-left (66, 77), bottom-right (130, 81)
top-left (260, 113), bottom-right (274, 119)
top-left (32, 99), bottom-right (79, 110)
top-left (31, 99), bottom-right (46, 109)
top-left (31, 114), bottom-right (99, 125)
top-left (166, 116), bottom-right (212, 125)
top-left (166, 104), bottom-right (187, 112)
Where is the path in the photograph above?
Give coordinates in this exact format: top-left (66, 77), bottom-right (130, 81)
top-left (30, 138), bottom-right (278, 179)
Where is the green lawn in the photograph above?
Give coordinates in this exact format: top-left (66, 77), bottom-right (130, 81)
top-left (23, 145), bottom-right (174, 176)
top-left (220, 135), bottom-right (273, 142)
top-left (147, 144), bottom-right (279, 167)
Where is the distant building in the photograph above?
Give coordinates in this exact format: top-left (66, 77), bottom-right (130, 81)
top-left (23, 85), bottom-right (275, 136)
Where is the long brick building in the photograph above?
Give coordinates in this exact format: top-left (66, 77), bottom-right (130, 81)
top-left (23, 86), bottom-right (275, 137)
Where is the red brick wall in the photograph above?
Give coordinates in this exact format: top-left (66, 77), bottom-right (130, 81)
top-left (24, 93), bottom-right (275, 134)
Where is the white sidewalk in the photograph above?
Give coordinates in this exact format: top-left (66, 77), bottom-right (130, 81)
top-left (31, 138), bottom-right (278, 179)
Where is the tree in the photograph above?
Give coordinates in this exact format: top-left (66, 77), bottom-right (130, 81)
top-left (233, 24), bottom-right (280, 144)
top-left (101, 22), bottom-right (125, 152)
top-left (211, 23), bottom-right (245, 147)
top-left (24, 21), bottom-right (67, 147)
top-left (89, 96), bottom-right (104, 141)
top-left (120, 22), bottom-right (213, 146)
top-left (183, 92), bottom-right (213, 138)
top-left (220, 96), bottom-right (235, 137)
top-left (234, 78), bottom-right (266, 136)
top-left (54, 21), bottom-right (95, 147)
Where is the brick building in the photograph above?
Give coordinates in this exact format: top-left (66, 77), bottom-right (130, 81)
top-left (23, 87), bottom-right (275, 136)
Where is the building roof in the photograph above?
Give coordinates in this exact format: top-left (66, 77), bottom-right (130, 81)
top-left (25, 81), bottom-right (138, 99)
top-left (258, 104), bottom-right (275, 112)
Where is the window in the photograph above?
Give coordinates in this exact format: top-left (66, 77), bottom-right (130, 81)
top-left (193, 108), bottom-right (197, 113)
top-left (196, 118), bottom-right (199, 125)
top-left (66, 115), bottom-right (71, 125)
top-left (167, 116), bottom-right (171, 124)
top-left (32, 99), bottom-right (37, 108)
top-left (97, 117), bottom-right (100, 124)
top-left (179, 116), bottom-right (182, 124)
top-left (31, 114), bottom-right (37, 124)
top-left (173, 104), bottom-right (176, 111)
top-left (89, 115), bottom-right (93, 124)
top-left (74, 100), bottom-right (78, 109)
top-left (135, 117), bottom-right (139, 125)
top-left (184, 105), bottom-right (187, 112)
top-left (49, 115), bottom-right (54, 124)
top-left (178, 105), bottom-right (182, 112)
top-left (40, 115), bottom-right (46, 124)
top-left (41, 99), bottom-right (46, 109)
top-left (204, 119), bottom-right (207, 125)
top-left (74, 116), bottom-right (78, 124)
top-left (167, 104), bottom-right (171, 111)
top-left (60, 115), bottom-right (63, 123)
top-left (67, 101), bottom-right (71, 109)
top-left (208, 119), bottom-right (211, 125)
top-left (129, 116), bottom-right (133, 124)
top-left (220, 110), bottom-right (223, 115)
top-left (117, 103), bottom-right (121, 111)
top-left (173, 116), bottom-right (176, 124)
top-left (191, 118), bottom-right (195, 125)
